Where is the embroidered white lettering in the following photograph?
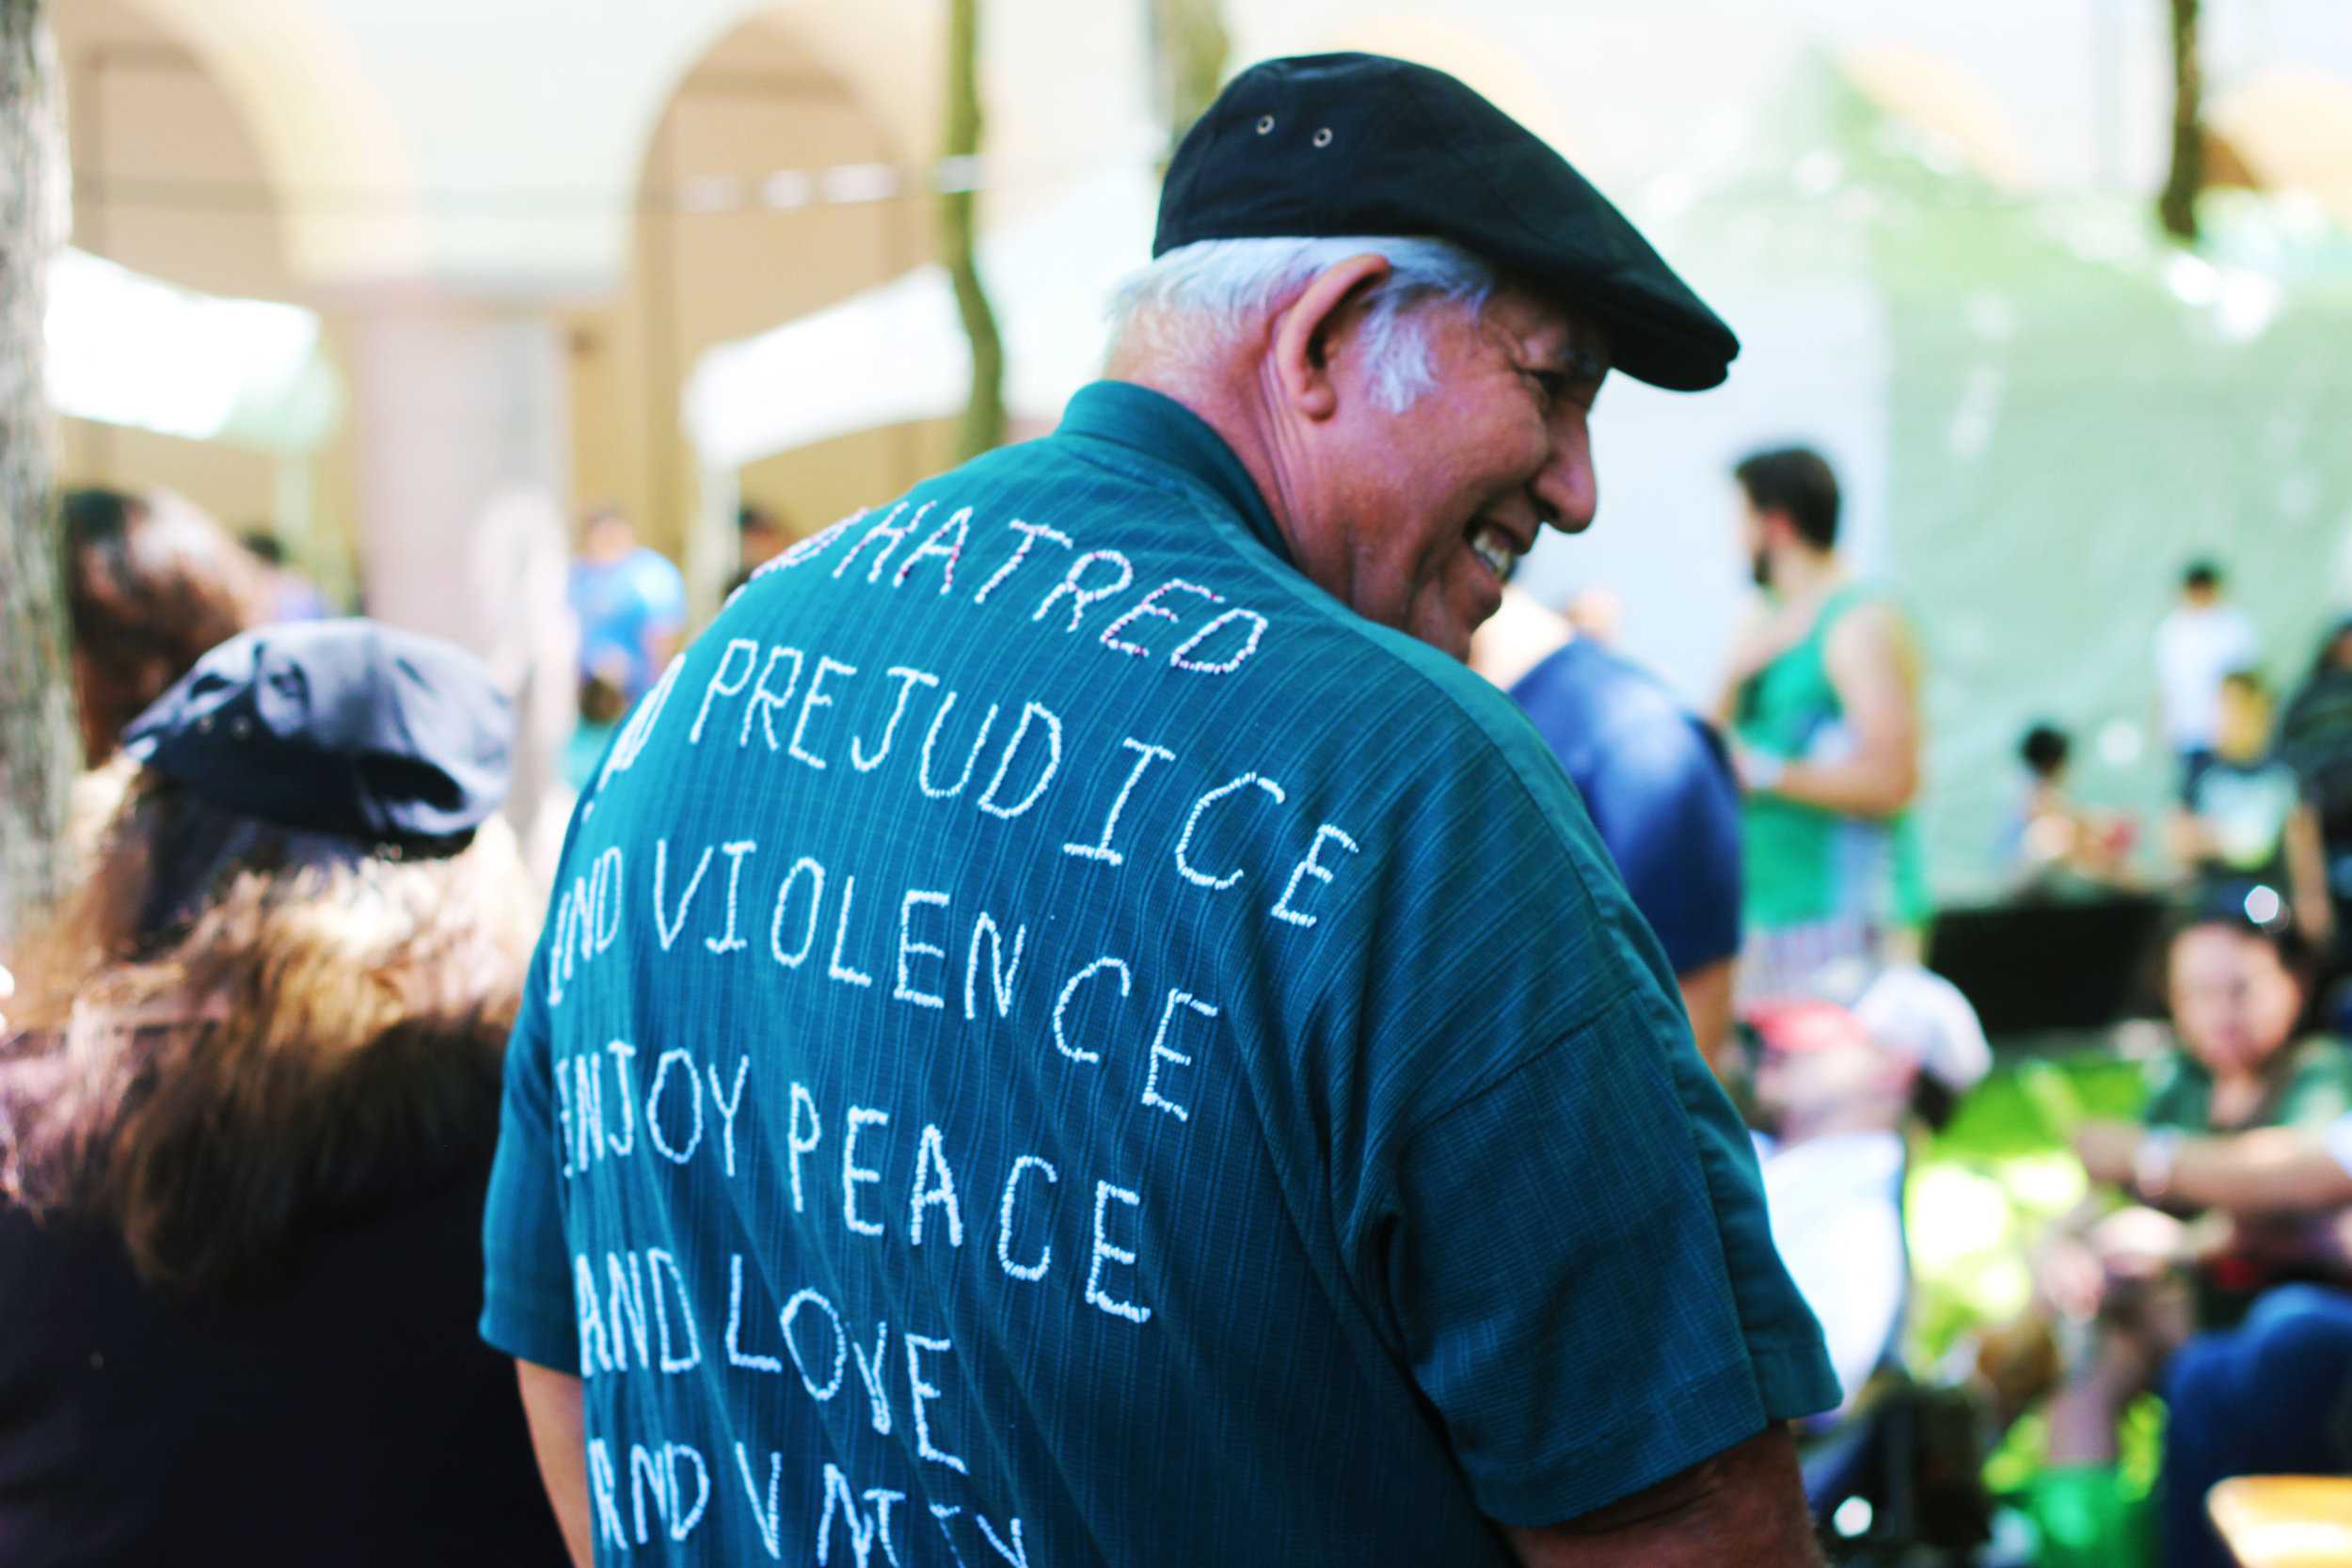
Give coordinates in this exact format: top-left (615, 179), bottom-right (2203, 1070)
top-left (1086, 1180), bottom-right (1152, 1324)
top-left (788, 657), bottom-right (858, 769)
top-left (842, 1106), bottom-right (889, 1236)
top-left (894, 889), bottom-right (950, 1009)
top-left (1062, 737), bottom-right (1175, 866)
top-left (1174, 773), bottom-right (1287, 890)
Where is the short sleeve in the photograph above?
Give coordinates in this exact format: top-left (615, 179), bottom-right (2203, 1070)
top-left (1580, 717), bottom-right (1742, 975)
top-left (2140, 1054), bottom-right (2204, 1132)
top-left (2276, 1040), bottom-right (2352, 1127)
top-left (2326, 1114), bottom-right (2352, 1179)
top-left (480, 941), bottom-right (579, 1373)
top-left (1379, 975), bottom-right (1837, 1527)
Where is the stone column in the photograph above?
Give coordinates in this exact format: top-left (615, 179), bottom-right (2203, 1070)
top-left (345, 294), bottom-right (578, 880)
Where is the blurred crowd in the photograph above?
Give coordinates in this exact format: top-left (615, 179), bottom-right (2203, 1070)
top-left (1478, 444), bottom-right (2352, 1565)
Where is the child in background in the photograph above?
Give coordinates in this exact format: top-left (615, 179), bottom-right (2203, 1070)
top-left (2006, 722), bottom-right (2137, 895)
top-left (2171, 672), bottom-right (2329, 946)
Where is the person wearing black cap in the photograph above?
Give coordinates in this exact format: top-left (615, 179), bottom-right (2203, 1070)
top-left (483, 53), bottom-right (1834, 1566)
top-left (0, 620), bottom-right (568, 1568)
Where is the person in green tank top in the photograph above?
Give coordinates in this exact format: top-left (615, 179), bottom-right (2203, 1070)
top-left (1713, 446), bottom-right (1930, 1005)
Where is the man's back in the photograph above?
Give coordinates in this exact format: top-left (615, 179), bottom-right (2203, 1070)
top-left (484, 385), bottom-right (1834, 1565)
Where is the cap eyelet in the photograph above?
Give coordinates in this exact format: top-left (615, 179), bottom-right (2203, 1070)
top-left (1254, 115), bottom-right (1276, 135)
top-left (1312, 127), bottom-right (1333, 149)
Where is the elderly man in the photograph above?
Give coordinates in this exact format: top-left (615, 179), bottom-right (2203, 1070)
top-left (482, 54), bottom-right (1836, 1567)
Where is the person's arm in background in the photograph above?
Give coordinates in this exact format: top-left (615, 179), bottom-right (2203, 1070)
top-left (516, 1362), bottom-right (594, 1567)
top-left (2288, 800), bottom-right (2334, 948)
top-left (2074, 1119), bottom-right (2352, 1217)
top-left (1502, 1425), bottom-right (1821, 1566)
top-left (1711, 606), bottom-right (1791, 731)
top-left (1678, 960), bottom-right (1737, 1082)
top-left (1741, 601), bottom-right (1919, 819)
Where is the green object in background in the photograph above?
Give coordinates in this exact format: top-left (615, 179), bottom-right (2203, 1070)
top-left (1906, 1045), bottom-right (2154, 1363)
top-left (1911, 1043), bottom-right (2176, 1560)
top-left (2019, 1462), bottom-right (2155, 1568)
top-left (1733, 581), bottom-right (1933, 931)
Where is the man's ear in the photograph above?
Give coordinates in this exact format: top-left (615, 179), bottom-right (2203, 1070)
top-left (1271, 253), bottom-right (1391, 422)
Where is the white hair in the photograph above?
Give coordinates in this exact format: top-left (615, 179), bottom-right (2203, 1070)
top-left (1105, 236), bottom-right (1496, 412)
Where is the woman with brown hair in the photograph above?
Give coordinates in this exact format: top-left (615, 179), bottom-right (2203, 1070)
top-left (62, 485), bottom-right (265, 764)
top-left (0, 620), bottom-right (568, 1566)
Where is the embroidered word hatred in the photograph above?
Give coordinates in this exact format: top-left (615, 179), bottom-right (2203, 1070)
top-left (755, 501), bottom-right (1272, 679)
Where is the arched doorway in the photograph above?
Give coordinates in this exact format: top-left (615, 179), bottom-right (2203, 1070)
top-left (577, 8), bottom-right (948, 577)
top-left (2211, 68), bottom-right (2352, 231)
top-left (54, 0), bottom-right (300, 546)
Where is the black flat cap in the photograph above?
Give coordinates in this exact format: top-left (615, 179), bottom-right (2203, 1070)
top-left (1156, 53), bottom-right (1738, 391)
top-left (121, 618), bottom-right (513, 846)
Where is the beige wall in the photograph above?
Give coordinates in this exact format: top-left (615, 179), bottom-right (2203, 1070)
top-left (52, 0), bottom-right (363, 603)
top-left (53, 2), bottom-right (957, 588)
top-left (55, 1), bottom-right (285, 546)
top-left (572, 12), bottom-right (946, 562)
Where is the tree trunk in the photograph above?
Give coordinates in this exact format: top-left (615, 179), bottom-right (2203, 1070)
top-left (2158, 0), bottom-right (2203, 243)
top-left (1152, 0), bottom-right (1231, 150)
top-left (0, 0), bottom-right (74, 946)
top-left (942, 0), bottom-right (1004, 461)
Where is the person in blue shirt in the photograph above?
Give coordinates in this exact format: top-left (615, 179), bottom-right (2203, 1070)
top-left (483, 54), bottom-right (1836, 1567)
top-left (1476, 586), bottom-right (1743, 1075)
top-left (570, 506), bottom-right (688, 705)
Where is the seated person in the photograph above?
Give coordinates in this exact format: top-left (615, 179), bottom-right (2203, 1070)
top-left (2005, 721), bottom-right (2137, 896)
top-left (2024, 889), bottom-right (2352, 1562)
top-left (2074, 1115), bottom-right (2352, 1568)
top-left (2170, 671), bottom-right (2328, 944)
top-left (63, 487), bottom-right (264, 767)
top-left (1747, 965), bottom-right (1991, 1417)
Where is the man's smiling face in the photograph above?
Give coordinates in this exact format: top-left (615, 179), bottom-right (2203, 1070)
top-left (1296, 287), bottom-right (1609, 658)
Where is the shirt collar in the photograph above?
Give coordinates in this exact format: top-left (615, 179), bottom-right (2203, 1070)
top-left (1054, 381), bottom-right (1295, 570)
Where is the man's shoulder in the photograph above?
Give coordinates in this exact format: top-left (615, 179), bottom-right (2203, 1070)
top-left (1324, 607), bottom-right (1589, 810)
top-left (1516, 641), bottom-right (1725, 792)
top-left (625, 547), bottom-right (686, 593)
top-left (1823, 582), bottom-right (1911, 641)
top-left (966, 431), bottom-right (1577, 800)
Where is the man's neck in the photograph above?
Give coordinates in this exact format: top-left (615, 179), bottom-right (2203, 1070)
top-left (1107, 355), bottom-right (1315, 569)
top-left (1768, 546), bottom-right (1842, 610)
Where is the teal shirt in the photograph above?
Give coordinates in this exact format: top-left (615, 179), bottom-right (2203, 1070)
top-left (482, 382), bottom-right (1836, 1565)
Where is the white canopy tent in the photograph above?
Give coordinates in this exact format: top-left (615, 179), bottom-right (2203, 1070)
top-left (678, 166), bottom-right (1159, 606)
top-left (44, 246), bottom-right (345, 587)
top-left (46, 246), bottom-right (342, 453)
